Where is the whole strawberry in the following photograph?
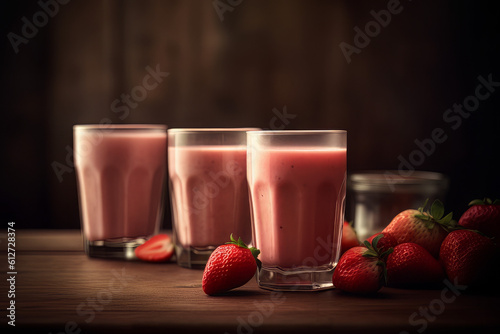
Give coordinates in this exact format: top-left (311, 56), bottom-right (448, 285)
top-left (382, 199), bottom-right (454, 258)
top-left (341, 221), bottom-right (360, 254)
top-left (439, 229), bottom-right (495, 287)
top-left (202, 235), bottom-right (260, 295)
top-left (458, 198), bottom-right (500, 242)
top-left (333, 234), bottom-right (393, 294)
top-left (365, 232), bottom-right (398, 254)
top-left (386, 243), bottom-right (444, 288)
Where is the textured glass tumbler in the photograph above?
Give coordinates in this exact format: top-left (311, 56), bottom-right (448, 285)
top-left (74, 124), bottom-right (167, 259)
top-left (168, 128), bottom-right (257, 268)
top-left (247, 130), bottom-right (347, 291)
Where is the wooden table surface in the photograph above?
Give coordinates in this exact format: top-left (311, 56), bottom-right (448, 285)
top-left (1, 230), bottom-right (499, 334)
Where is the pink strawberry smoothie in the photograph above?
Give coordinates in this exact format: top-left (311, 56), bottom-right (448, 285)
top-left (168, 145), bottom-right (252, 248)
top-left (248, 147), bottom-right (346, 269)
top-left (74, 128), bottom-right (167, 242)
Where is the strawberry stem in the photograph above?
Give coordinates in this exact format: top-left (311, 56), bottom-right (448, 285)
top-left (226, 234), bottom-right (262, 269)
top-left (414, 199), bottom-right (455, 232)
top-left (418, 198), bottom-right (429, 212)
top-left (362, 234), bottom-right (393, 286)
top-left (469, 198), bottom-right (500, 206)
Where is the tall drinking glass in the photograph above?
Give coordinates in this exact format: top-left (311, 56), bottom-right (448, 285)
top-left (247, 130), bottom-right (347, 291)
top-left (168, 128), bottom-right (257, 268)
top-left (74, 124), bottom-right (167, 259)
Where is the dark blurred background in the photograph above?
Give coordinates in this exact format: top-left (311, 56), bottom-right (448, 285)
top-left (1, 0), bottom-right (499, 230)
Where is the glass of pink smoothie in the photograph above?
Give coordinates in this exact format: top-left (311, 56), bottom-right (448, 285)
top-left (168, 128), bottom-right (258, 268)
top-left (74, 124), bottom-right (167, 259)
top-left (247, 130), bottom-right (347, 291)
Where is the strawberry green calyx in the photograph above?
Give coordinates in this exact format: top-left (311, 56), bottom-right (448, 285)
top-left (414, 199), bottom-right (455, 232)
top-left (362, 234), bottom-right (394, 285)
top-left (226, 234), bottom-right (262, 268)
top-left (362, 234), bottom-right (393, 259)
top-left (469, 198), bottom-right (500, 206)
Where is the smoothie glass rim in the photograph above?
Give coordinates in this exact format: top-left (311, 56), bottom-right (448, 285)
top-left (73, 124), bottom-right (167, 132)
top-left (168, 127), bottom-right (260, 134)
top-left (246, 129), bottom-right (346, 136)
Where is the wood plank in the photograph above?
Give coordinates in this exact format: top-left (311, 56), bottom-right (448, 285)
top-left (0, 229), bottom-right (172, 252)
top-left (3, 230), bottom-right (500, 333)
top-left (1, 229), bottom-right (83, 252)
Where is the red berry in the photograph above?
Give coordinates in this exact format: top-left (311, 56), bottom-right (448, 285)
top-left (333, 234), bottom-right (392, 294)
top-left (386, 243), bottom-right (444, 288)
top-left (382, 200), bottom-right (454, 258)
top-left (134, 234), bottom-right (174, 262)
top-left (439, 229), bottom-right (495, 286)
top-left (366, 232), bottom-right (398, 254)
top-left (202, 235), bottom-right (260, 295)
top-left (333, 247), bottom-right (384, 294)
top-left (458, 198), bottom-right (500, 242)
top-left (341, 221), bottom-right (360, 254)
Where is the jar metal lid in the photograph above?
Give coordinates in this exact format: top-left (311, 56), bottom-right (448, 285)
top-left (349, 170), bottom-right (449, 193)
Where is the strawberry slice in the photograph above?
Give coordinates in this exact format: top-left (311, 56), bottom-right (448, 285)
top-left (134, 234), bottom-right (174, 262)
